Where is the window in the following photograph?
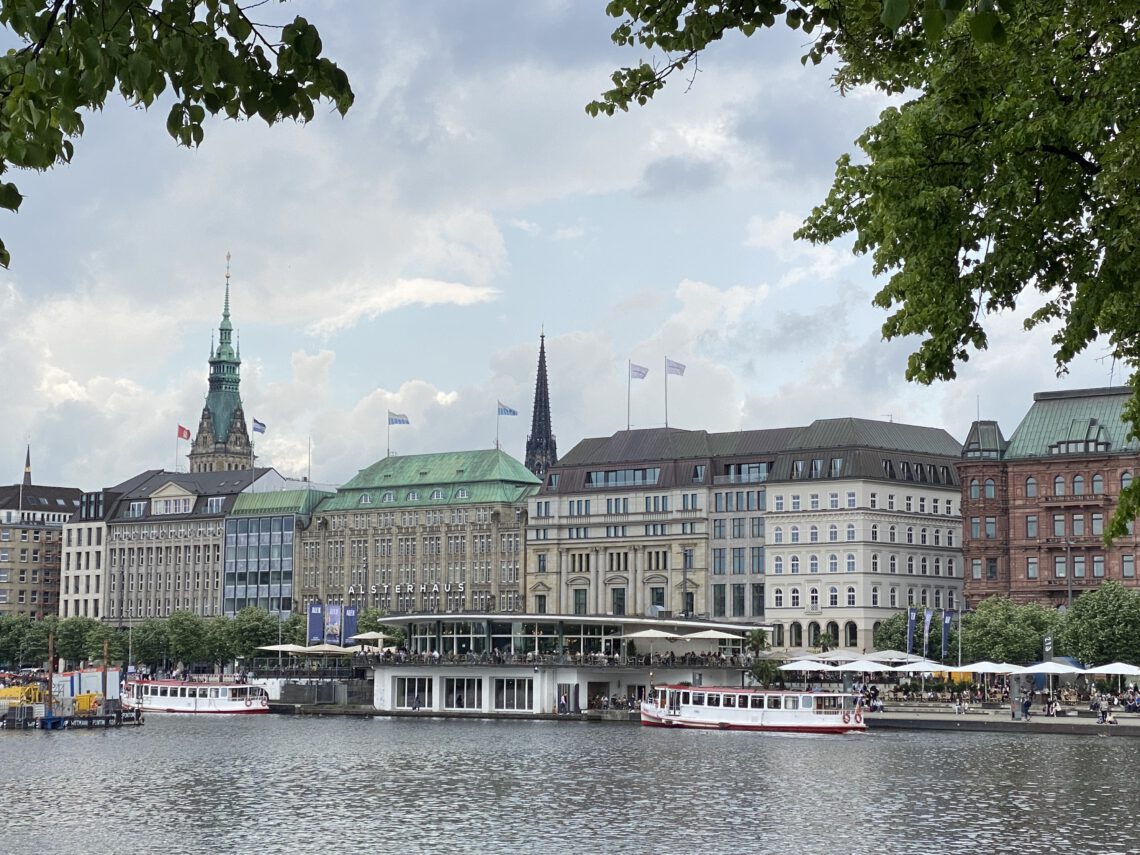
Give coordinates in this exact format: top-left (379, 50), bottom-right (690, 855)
top-left (810, 493), bottom-right (820, 510)
top-left (774, 495), bottom-right (784, 512)
top-left (846, 553), bottom-right (856, 572)
top-left (751, 547), bottom-right (764, 574)
top-left (871, 553), bottom-right (879, 572)
top-left (1093, 555), bottom-right (1105, 578)
top-left (1026, 476), bottom-right (1037, 497)
top-left (790, 526), bottom-right (800, 544)
top-left (1073, 515), bottom-right (1085, 537)
top-left (971, 559), bottom-right (981, 580)
top-left (907, 526), bottom-right (915, 545)
top-left (846, 523), bottom-right (856, 542)
top-left (791, 495), bottom-right (801, 511)
top-left (573, 589), bottom-right (587, 615)
top-left (871, 586), bottom-right (879, 606)
top-left (1124, 472), bottom-right (1134, 490)
top-left (828, 554), bottom-right (838, 573)
top-left (889, 526), bottom-right (897, 543)
top-left (984, 478), bottom-right (996, 498)
top-left (790, 588), bottom-right (800, 607)
top-left (969, 479), bottom-right (979, 499)
top-left (1053, 475), bottom-right (1066, 496)
top-left (1026, 557), bottom-right (1038, 579)
top-left (889, 587), bottom-right (898, 608)
top-left (1054, 555), bottom-right (1067, 578)
top-left (827, 587), bottom-right (837, 607)
top-left (790, 556), bottom-right (800, 574)
top-left (985, 517), bottom-right (996, 538)
top-left (731, 518), bottom-right (745, 539)
top-left (847, 586), bottom-right (856, 607)
top-left (1092, 513), bottom-right (1104, 536)
top-left (970, 518), bottom-right (980, 538)
top-left (870, 524), bottom-right (879, 542)
top-left (828, 493), bottom-right (839, 509)
top-left (773, 557), bottom-right (783, 575)
top-left (1073, 555), bottom-right (1086, 578)
top-left (986, 558), bottom-right (998, 580)
top-left (870, 493), bottom-right (878, 508)
top-left (774, 589), bottom-right (784, 607)
top-left (828, 525), bottom-right (838, 542)
top-left (847, 491), bottom-right (856, 508)
top-left (1092, 474), bottom-right (1104, 495)
top-left (712, 584), bottom-right (726, 617)
top-left (611, 587), bottom-right (626, 615)
top-left (809, 554), bottom-right (819, 573)
top-left (712, 549), bottom-right (726, 575)
top-left (1073, 475), bottom-right (1085, 496)
top-left (773, 527), bottom-right (783, 544)
top-left (1124, 555), bottom-right (1135, 579)
top-left (809, 525), bottom-right (819, 543)
top-left (1026, 515), bottom-right (1037, 538)
top-left (810, 587), bottom-right (820, 609)
top-left (1053, 514), bottom-right (1065, 538)
top-left (732, 548), bottom-right (745, 574)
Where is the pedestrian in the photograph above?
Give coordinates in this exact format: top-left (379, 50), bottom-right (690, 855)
top-left (412, 693), bottom-right (421, 711)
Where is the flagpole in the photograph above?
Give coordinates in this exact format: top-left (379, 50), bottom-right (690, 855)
top-left (174, 435), bottom-right (179, 473)
top-left (664, 357), bottom-right (669, 429)
top-left (387, 417), bottom-right (391, 458)
top-left (627, 361), bottom-right (631, 431)
top-left (496, 406), bottom-right (501, 450)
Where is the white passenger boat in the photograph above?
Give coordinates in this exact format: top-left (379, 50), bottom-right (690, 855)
top-left (122, 680), bottom-right (269, 715)
top-left (641, 684), bottom-right (867, 733)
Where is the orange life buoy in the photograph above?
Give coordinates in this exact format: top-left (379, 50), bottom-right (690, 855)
top-left (854, 712), bottom-right (863, 724)
top-left (842, 711), bottom-right (851, 724)
top-left (244, 697), bottom-right (252, 707)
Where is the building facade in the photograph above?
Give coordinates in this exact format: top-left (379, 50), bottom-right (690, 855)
top-left (297, 449), bottom-right (540, 615)
top-left (961, 387), bottom-right (1140, 607)
top-left (0, 450), bottom-right (81, 618)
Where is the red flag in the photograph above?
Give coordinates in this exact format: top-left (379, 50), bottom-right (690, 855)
top-left (177, 425), bottom-right (192, 441)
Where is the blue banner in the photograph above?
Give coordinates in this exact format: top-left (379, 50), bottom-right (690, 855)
top-left (307, 603), bottom-right (324, 644)
top-left (923, 608), bottom-right (933, 658)
top-left (343, 605), bottom-right (359, 644)
top-left (324, 604), bottom-right (343, 644)
top-left (906, 607), bottom-right (917, 656)
top-left (942, 611), bottom-right (954, 660)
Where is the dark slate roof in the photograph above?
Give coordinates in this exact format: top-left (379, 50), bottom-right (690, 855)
top-left (1003, 387), bottom-right (1140, 459)
top-left (0, 483), bottom-right (82, 514)
top-left (788, 418), bottom-right (962, 455)
top-left (962, 420), bottom-right (1008, 459)
top-left (105, 468), bottom-right (274, 522)
top-left (556, 429), bottom-right (715, 466)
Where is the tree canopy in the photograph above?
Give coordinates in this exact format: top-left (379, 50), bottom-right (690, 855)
top-left (592, 1), bottom-right (1140, 536)
top-left (1060, 580), bottom-right (1140, 666)
top-left (0, 0), bottom-right (353, 267)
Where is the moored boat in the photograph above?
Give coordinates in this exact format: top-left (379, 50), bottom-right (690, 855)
top-left (641, 684), bottom-right (866, 733)
top-left (122, 679), bottom-right (269, 715)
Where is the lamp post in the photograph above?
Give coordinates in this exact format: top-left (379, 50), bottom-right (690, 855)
top-left (1065, 538), bottom-right (1074, 609)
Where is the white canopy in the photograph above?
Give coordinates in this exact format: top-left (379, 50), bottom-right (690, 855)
top-left (891, 659), bottom-right (944, 673)
top-left (349, 631), bottom-right (392, 642)
top-left (684, 629), bottom-right (743, 641)
top-left (959, 660), bottom-right (1016, 674)
top-left (256, 643), bottom-right (309, 654)
top-left (1011, 661), bottom-right (1085, 675)
top-left (1083, 662), bottom-right (1140, 676)
top-left (797, 650), bottom-right (862, 663)
top-left (778, 659), bottom-right (836, 672)
top-left (865, 649), bottom-right (912, 664)
top-left (833, 658), bottom-right (898, 673)
top-left (299, 643), bottom-right (357, 655)
top-left (623, 628), bottom-right (683, 640)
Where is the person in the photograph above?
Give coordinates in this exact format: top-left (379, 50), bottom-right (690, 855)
top-left (412, 693), bottom-right (421, 711)
top-left (1021, 695), bottom-right (1032, 721)
top-left (1105, 710), bottom-right (1118, 725)
top-left (559, 694), bottom-right (568, 714)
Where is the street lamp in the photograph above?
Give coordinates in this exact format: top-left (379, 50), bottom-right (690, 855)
top-left (1065, 538), bottom-right (1074, 609)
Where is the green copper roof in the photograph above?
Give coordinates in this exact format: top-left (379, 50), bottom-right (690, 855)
top-left (205, 278), bottom-right (244, 441)
top-left (231, 489), bottom-right (333, 515)
top-left (319, 448), bottom-right (540, 511)
top-left (1003, 387), bottom-right (1140, 459)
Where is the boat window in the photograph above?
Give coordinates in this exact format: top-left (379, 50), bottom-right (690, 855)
top-left (680, 691), bottom-right (690, 705)
top-left (692, 692), bottom-right (705, 705)
top-left (177, 687), bottom-right (186, 697)
top-left (785, 696), bottom-right (799, 710)
top-left (221, 688), bottom-right (229, 699)
top-left (707, 694), bottom-right (721, 707)
top-left (800, 695), bottom-right (814, 710)
top-left (209, 688), bottom-right (220, 698)
top-left (159, 686), bottom-right (168, 697)
top-left (722, 695), bottom-right (736, 708)
top-left (766, 696), bottom-right (781, 709)
top-left (750, 696), bottom-right (763, 709)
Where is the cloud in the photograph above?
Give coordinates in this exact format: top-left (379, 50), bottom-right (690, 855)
top-left (304, 278), bottom-right (500, 337)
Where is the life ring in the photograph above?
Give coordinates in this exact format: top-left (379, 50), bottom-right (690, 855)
top-left (244, 697), bottom-right (252, 707)
top-left (260, 697), bottom-right (268, 707)
top-left (842, 711), bottom-right (851, 724)
top-left (854, 712), bottom-right (863, 724)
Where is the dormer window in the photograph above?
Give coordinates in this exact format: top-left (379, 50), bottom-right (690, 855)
top-left (456, 488), bottom-right (469, 499)
top-left (382, 491), bottom-right (395, 503)
top-left (430, 489), bottom-right (444, 500)
top-left (407, 491), bottom-right (419, 501)
top-left (360, 493), bottom-right (373, 505)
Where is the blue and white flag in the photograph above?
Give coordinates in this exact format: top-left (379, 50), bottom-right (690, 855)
top-left (388, 411), bottom-right (410, 425)
top-left (942, 610), bottom-right (955, 660)
top-left (252, 418), bottom-right (266, 434)
top-left (923, 608), bottom-right (934, 658)
top-left (629, 362), bottom-right (649, 380)
top-left (905, 607), bottom-right (917, 656)
top-left (497, 401), bottom-right (518, 416)
top-left (666, 358), bottom-right (686, 376)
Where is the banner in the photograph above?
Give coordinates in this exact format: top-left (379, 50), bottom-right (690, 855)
top-left (923, 608), bottom-right (933, 658)
top-left (343, 605), bottom-right (360, 644)
top-left (307, 603), bottom-right (324, 644)
top-left (942, 610), bottom-right (954, 661)
top-left (324, 604), bottom-right (343, 644)
top-left (906, 607), bottom-right (917, 656)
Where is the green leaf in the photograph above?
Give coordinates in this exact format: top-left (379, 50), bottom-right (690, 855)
top-left (881, 0), bottom-right (911, 31)
top-left (969, 10), bottom-right (1001, 42)
top-left (0, 182), bottom-right (23, 212)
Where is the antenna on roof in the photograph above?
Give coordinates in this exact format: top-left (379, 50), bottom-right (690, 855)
top-left (880, 414), bottom-right (893, 423)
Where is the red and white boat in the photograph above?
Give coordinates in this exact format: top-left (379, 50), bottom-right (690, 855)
top-left (122, 679), bottom-right (269, 715)
top-left (641, 684), bottom-right (867, 733)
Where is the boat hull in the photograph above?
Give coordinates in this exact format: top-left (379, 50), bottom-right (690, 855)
top-left (641, 685), bottom-right (867, 734)
top-left (122, 681), bottom-right (270, 715)
top-left (639, 707), bottom-right (863, 734)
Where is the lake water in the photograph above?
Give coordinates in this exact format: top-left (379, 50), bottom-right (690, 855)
top-left (6, 715), bottom-right (1138, 855)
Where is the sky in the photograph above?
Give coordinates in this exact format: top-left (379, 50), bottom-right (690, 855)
top-left (0, 2), bottom-right (1121, 492)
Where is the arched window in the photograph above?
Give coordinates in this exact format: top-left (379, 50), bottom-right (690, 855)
top-left (889, 555), bottom-right (898, 574)
top-left (1073, 475), bottom-right (1085, 496)
top-left (360, 493), bottom-right (373, 505)
top-left (870, 524), bottom-right (879, 542)
top-left (920, 589), bottom-right (929, 606)
top-left (947, 558), bottom-right (956, 577)
top-left (828, 554), bottom-right (839, 573)
top-left (810, 525), bottom-right (819, 543)
top-left (845, 621), bottom-right (858, 647)
top-left (809, 554), bottom-right (819, 573)
top-left (810, 588), bottom-right (820, 609)
top-left (828, 586), bottom-right (838, 607)
top-left (1054, 475), bottom-right (1066, 496)
top-left (906, 526), bottom-right (915, 544)
top-left (773, 527), bottom-right (783, 544)
top-left (933, 529), bottom-right (941, 546)
top-left (947, 590), bottom-right (956, 609)
top-left (934, 589), bottom-right (943, 608)
top-left (382, 491), bottom-right (395, 502)
top-left (907, 587), bottom-right (916, 606)
top-left (790, 588), bottom-right (801, 608)
top-left (934, 557), bottom-right (942, 576)
top-left (826, 621), bottom-right (839, 641)
top-left (790, 525), bottom-right (800, 543)
top-left (907, 556), bottom-right (915, 575)
top-left (920, 557), bottom-right (928, 575)
top-left (889, 525), bottom-right (897, 543)
top-left (1092, 474), bottom-right (1104, 495)
top-left (828, 524), bottom-right (838, 542)
top-left (774, 556), bottom-right (784, 574)
top-left (846, 586), bottom-right (856, 607)
top-left (871, 586), bottom-right (880, 607)
top-left (984, 478), bottom-right (996, 498)
top-left (846, 553), bottom-right (856, 572)
top-left (789, 623), bottom-right (802, 647)
top-left (969, 479), bottom-right (980, 499)
top-left (790, 555), bottom-right (800, 574)
top-left (807, 622), bottom-right (820, 646)
top-left (1026, 476), bottom-right (1037, 497)
top-left (889, 587), bottom-right (898, 607)
top-left (846, 523), bottom-right (856, 541)
top-left (1124, 472), bottom-right (1134, 490)
top-left (947, 530), bottom-right (955, 547)
top-left (871, 553), bottom-right (880, 572)
top-left (920, 527), bottom-right (928, 545)
top-left (772, 624), bottom-right (785, 646)
top-left (774, 589), bottom-right (784, 607)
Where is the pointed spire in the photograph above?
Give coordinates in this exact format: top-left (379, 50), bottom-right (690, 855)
top-left (22, 444), bottom-right (31, 487)
top-left (525, 332), bottom-right (557, 479)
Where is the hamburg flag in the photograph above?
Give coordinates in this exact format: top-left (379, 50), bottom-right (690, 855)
top-left (497, 401), bottom-right (518, 416)
top-left (629, 362), bottom-right (649, 379)
top-left (252, 418), bottom-right (266, 434)
top-left (666, 358), bottom-right (686, 376)
top-left (177, 425), bottom-right (191, 441)
top-left (388, 411), bottom-right (410, 425)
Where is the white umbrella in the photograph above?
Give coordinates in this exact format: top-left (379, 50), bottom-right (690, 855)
top-left (1011, 661), bottom-right (1085, 675)
top-left (299, 643), bottom-right (357, 655)
top-left (684, 629), bottom-right (743, 641)
top-left (779, 659), bottom-right (837, 671)
top-left (833, 658), bottom-right (897, 673)
top-left (256, 643), bottom-right (309, 654)
top-left (865, 649), bottom-right (912, 664)
top-left (349, 631), bottom-right (391, 642)
top-left (798, 650), bottom-right (861, 663)
top-left (623, 628), bottom-right (683, 640)
top-left (959, 660), bottom-right (1016, 674)
top-left (1083, 662), bottom-right (1140, 677)
top-left (891, 659), bottom-right (944, 673)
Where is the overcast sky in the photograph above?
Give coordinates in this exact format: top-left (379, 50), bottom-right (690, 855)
top-left (1, 2), bottom-right (1120, 492)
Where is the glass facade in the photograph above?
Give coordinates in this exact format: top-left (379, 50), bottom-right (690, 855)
top-left (223, 514), bottom-right (294, 617)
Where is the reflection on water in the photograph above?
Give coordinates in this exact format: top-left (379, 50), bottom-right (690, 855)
top-left (7, 716), bottom-right (1139, 855)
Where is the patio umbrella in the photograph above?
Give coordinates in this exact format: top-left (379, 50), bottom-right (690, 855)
top-left (865, 649), bottom-right (912, 664)
top-left (798, 650), bottom-right (861, 663)
top-left (1010, 661), bottom-right (1085, 675)
top-left (299, 643), bottom-right (357, 655)
top-left (623, 628), bottom-right (683, 640)
top-left (778, 659), bottom-right (837, 671)
top-left (891, 659), bottom-right (944, 673)
top-left (683, 629), bottom-right (743, 641)
top-left (834, 659), bottom-right (897, 673)
top-left (959, 660), bottom-right (1016, 674)
top-left (1082, 662), bottom-right (1140, 677)
top-left (349, 631), bottom-right (392, 642)
top-left (255, 643), bottom-right (309, 654)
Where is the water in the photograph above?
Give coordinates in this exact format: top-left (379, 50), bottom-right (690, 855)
top-left (6, 716), bottom-right (1139, 855)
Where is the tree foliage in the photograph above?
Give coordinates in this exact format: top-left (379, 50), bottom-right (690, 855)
top-left (592, 1), bottom-right (1140, 536)
top-left (0, 0), bottom-right (353, 267)
top-left (131, 618), bottom-right (170, 669)
top-left (959, 597), bottom-right (1058, 664)
top-left (1060, 580), bottom-right (1140, 666)
top-left (165, 610), bottom-right (208, 666)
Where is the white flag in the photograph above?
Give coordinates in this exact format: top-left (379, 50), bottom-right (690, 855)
top-left (629, 363), bottom-right (649, 380)
top-left (666, 358), bottom-right (686, 376)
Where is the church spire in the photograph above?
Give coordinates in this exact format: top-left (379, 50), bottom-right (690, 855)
top-left (525, 332), bottom-right (557, 479)
top-left (22, 444), bottom-right (31, 486)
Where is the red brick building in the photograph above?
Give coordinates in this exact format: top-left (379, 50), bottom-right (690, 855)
top-left (961, 387), bottom-right (1140, 608)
